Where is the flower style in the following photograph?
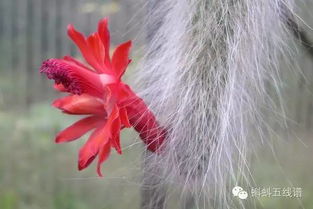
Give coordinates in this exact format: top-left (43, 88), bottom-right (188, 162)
top-left (40, 18), bottom-right (165, 176)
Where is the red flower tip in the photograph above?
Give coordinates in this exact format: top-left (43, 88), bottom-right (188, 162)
top-left (112, 41), bottom-right (132, 79)
top-left (98, 18), bottom-right (110, 62)
top-left (52, 98), bottom-right (62, 108)
top-left (98, 17), bottom-right (108, 26)
top-left (78, 155), bottom-right (97, 171)
top-left (55, 134), bottom-right (66, 144)
top-left (96, 142), bottom-right (111, 177)
top-left (67, 24), bottom-right (75, 34)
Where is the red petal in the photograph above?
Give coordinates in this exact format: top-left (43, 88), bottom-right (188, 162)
top-left (117, 84), bottom-right (134, 102)
top-left (97, 142), bottom-right (111, 177)
top-left (78, 105), bottom-right (119, 172)
top-left (63, 55), bottom-right (94, 72)
top-left (112, 41), bottom-right (132, 79)
top-left (78, 125), bottom-right (110, 171)
top-left (97, 18), bottom-right (111, 66)
top-left (52, 94), bottom-right (106, 115)
top-left (87, 33), bottom-right (107, 73)
top-left (110, 118), bottom-right (122, 154)
top-left (119, 107), bottom-right (131, 128)
top-left (55, 116), bottom-right (102, 143)
top-left (67, 24), bottom-right (103, 73)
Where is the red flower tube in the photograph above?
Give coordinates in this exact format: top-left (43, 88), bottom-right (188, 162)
top-left (40, 18), bottom-right (166, 176)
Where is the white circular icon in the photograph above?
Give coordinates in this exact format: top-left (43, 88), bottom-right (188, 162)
top-left (238, 190), bottom-right (248, 200)
top-left (232, 186), bottom-right (243, 196)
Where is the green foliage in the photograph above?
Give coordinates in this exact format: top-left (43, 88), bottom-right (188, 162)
top-left (0, 191), bottom-right (18, 209)
top-left (0, 103), bottom-right (141, 209)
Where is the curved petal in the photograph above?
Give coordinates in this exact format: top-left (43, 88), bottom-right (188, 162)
top-left (110, 118), bottom-right (122, 154)
top-left (112, 41), bottom-right (132, 79)
top-left (63, 55), bottom-right (94, 72)
top-left (52, 94), bottom-right (106, 115)
top-left (78, 105), bottom-right (119, 172)
top-left (97, 142), bottom-right (111, 177)
top-left (67, 24), bottom-right (103, 73)
top-left (87, 33), bottom-right (106, 73)
top-left (78, 126), bottom-right (107, 171)
top-left (119, 107), bottom-right (131, 128)
top-left (97, 18), bottom-right (111, 66)
top-left (55, 115), bottom-right (102, 143)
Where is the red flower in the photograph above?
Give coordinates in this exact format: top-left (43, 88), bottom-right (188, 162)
top-left (40, 18), bottom-right (165, 176)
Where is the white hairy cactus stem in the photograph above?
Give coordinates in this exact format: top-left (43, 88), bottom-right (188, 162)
top-left (135, 0), bottom-right (296, 208)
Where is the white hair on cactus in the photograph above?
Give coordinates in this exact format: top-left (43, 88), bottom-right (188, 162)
top-left (133, 0), bottom-right (297, 208)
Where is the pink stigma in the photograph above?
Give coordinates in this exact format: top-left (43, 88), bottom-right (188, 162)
top-left (40, 59), bottom-right (83, 95)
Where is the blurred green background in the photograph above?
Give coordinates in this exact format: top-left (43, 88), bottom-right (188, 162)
top-left (0, 0), bottom-right (312, 208)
